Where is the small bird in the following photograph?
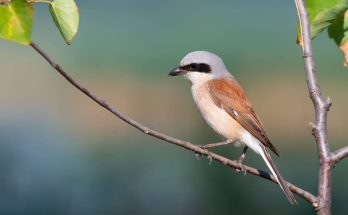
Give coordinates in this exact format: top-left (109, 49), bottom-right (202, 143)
top-left (169, 51), bottom-right (295, 204)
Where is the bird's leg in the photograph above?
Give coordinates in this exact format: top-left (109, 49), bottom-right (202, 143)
top-left (200, 139), bottom-right (233, 149)
top-left (197, 140), bottom-right (233, 164)
top-left (238, 146), bottom-right (248, 163)
top-left (236, 146), bottom-right (248, 175)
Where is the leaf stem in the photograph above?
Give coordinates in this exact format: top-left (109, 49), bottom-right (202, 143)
top-left (27, 0), bottom-right (51, 4)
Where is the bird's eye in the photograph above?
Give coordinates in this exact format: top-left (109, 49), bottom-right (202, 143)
top-left (182, 63), bottom-right (211, 73)
top-left (189, 63), bottom-right (199, 71)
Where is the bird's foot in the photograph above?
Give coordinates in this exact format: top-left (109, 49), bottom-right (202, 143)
top-left (206, 153), bottom-right (213, 164)
top-left (235, 159), bottom-right (247, 175)
top-left (195, 152), bottom-right (202, 160)
top-left (197, 145), bottom-right (213, 164)
top-left (235, 146), bottom-right (248, 175)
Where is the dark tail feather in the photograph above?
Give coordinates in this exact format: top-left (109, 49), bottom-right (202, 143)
top-left (259, 146), bottom-right (297, 204)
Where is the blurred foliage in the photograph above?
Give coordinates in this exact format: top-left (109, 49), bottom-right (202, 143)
top-left (0, 0), bottom-right (347, 215)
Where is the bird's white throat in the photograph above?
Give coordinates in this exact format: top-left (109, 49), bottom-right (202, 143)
top-left (184, 72), bottom-right (214, 85)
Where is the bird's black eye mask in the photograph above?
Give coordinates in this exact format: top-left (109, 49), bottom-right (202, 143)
top-left (181, 63), bottom-right (211, 73)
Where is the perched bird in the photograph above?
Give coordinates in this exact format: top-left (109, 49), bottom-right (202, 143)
top-left (169, 51), bottom-right (296, 204)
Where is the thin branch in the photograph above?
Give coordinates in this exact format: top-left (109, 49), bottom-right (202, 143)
top-left (29, 41), bottom-right (318, 205)
top-left (295, 0), bottom-right (332, 214)
top-left (294, 0), bottom-right (332, 160)
top-left (330, 146), bottom-right (348, 166)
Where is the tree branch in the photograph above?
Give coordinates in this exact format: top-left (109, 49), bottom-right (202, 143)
top-left (29, 41), bottom-right (318, 205)
top-left (295, 0), bottom-right (332, 214)
top-left (330, 146), bottom-right (348, 166)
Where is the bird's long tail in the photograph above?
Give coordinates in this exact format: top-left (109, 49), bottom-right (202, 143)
top-left (257, 145), bottom-right (297, 204)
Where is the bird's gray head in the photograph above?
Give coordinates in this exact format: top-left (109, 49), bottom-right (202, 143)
top-left (169, 51), bottom-right (232, 84)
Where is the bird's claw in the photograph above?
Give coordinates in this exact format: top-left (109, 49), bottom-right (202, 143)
top-left (197, 145), bottom-right (213, 164)
top-left (236, 160), bottom-right (247, 175)
top-left (207, 153), bottom-right (213, 164)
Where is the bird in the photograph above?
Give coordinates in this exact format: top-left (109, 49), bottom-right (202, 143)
top-left (169, 51), bottom-right (296, 204)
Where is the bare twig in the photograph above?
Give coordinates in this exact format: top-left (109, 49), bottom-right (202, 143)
top-left (29, 41), bottom-right (317, 205)
top-left (295, 0), bottom-right (333, 214)
top-left (330, 146), bottom-right (348, 166)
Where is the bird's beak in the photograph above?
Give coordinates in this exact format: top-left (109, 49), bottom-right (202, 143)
top-left (169, 66), bottom-right (184, 76)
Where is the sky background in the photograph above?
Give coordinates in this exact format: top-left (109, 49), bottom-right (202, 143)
top-left (0, 0), bottom-right (348, 214)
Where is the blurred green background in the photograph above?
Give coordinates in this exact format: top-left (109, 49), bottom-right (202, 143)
top-left (1, 0), bottom-right (348, 214)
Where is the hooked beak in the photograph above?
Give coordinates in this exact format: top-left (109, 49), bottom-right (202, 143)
top-left (169, 66), bottom-right (185, 76)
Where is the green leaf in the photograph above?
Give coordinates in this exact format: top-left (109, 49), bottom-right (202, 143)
top-left (0, 0), bottom-right (34, 45)
top-left (328, 10), bottom-right (348, 67)
top-left (328, 10), bottom-right (348, 46)
top-left (49, 0), bottom-right (79, 45)
top-left (296, 0), bottom-right (347, 45)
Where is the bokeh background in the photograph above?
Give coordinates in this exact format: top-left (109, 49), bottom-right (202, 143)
top-left (0, 0), bottom-right (348, 214)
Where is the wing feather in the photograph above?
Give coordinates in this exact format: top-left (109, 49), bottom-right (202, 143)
top-left (207, 78), bottom-right (279, 156)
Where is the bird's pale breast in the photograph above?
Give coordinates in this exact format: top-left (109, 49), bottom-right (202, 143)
top-left (191, 82), bottom-right (243, 142)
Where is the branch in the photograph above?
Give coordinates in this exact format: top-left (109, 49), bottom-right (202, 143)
top-left (294, 0), bottom-right (332, 160)
top-left (331, 146), bottom-right (348, 166)
top-left (29, 41), bottom-right (318, 206)
top-left (295, 0), bottom-right (332, 213)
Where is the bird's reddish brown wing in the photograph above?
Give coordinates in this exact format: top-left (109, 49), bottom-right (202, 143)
top-left (207, 78), bottom-right (279, 156)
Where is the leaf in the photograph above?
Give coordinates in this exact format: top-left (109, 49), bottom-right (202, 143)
top-left (49, 0), bottom-right (79, 45)
top-left (328, 10), bottom-right (348, 67)
top-left (296, 0), bottom-right (347, 46)
top-left (0, 0), bottom-right (34, 45)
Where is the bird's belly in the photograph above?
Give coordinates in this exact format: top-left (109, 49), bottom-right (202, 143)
top-left (191, 84), bottom-right (242, 142)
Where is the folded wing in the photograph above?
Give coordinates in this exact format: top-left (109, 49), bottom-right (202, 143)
top-left (207, 77), bottom-right (279, 156)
